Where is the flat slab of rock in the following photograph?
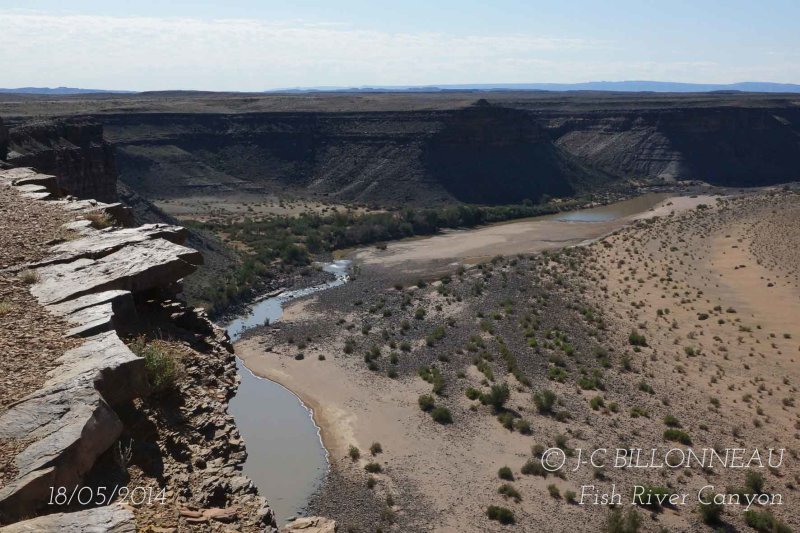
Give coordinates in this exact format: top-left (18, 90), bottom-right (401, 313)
top-left (46, 224), bottom-right (188, 265)
top-left (0, 382), bottom-right (122, 522)
top-left (0, 503), bottom-right (135, 533)
top-left (282, 517), bottom-right (337, 533)
top-left (32, 238), bottom-right (202, 305)
top-left (44, 331), bottom-right (148, 405)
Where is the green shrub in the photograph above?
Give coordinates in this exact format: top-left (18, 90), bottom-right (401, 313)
top-left (364, 462), bottom-right (382, 473)
top-left (348, 445), bottom-right (360, 461)
top-left (497, 412), bottom-right (515, 430)
top-left (486, 505), bottom-right (515, 525)
top-left (521, 459), bottom-right (547, 477)
top-left (430, 406), bottom-right (453, 424)
top-left (547, 484), bottom-right (560, 499)
top-left (533, 389), bottom-right (557, 415)
top-left (418, 394), bottom-right (435, 412)
top-left (498, 466), bottom-right (514, 481)
top-left (663, 414), bottom-right (681, 428)
top-left (564, 490), bottom-right (577, 504)
top-left (628, 330), bottom-right (648, 347)
top-left (663, 428), bottom-right (692, 445)
top-left (514, 419), bottom-right (531, 434)
top-left (698, 500), bottom-right (724, 525)
top-left (370, 442), bottom-right (383, 456)
top-left (497, 484), bottom-right (521, 502)
top-left (605, 508), bottom-right (642, 533)
top-left (465, 387), bottom-right (481, 400)
top-left (745, 471), bottom-right (765, 494)
top-left (481, 383), bottom-right (510, 411)
top-left (590, 396), bottom-right (605, 410)
top-left (743, 510), bottom-right (791, 533)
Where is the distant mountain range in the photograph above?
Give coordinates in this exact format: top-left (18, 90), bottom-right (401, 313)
top-left (0, 87), bottom-right (135, 95)
top-left (269, 81), bottom-right (800, 93)
top-left (2, 81), bottom-right (800, 95)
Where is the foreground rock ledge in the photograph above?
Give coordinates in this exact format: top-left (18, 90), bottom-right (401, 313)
top-left (0, 168), bottom-right (275, 531)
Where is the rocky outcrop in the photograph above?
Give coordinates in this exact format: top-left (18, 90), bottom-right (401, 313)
top-left (0, 504), bottom-right (135, 533)
top-left (282, 517), bottom-right (337, 533)
top-left (5, 120), bottom-right (117, 202)
top-left (0, 168), bottom-right (276, 531)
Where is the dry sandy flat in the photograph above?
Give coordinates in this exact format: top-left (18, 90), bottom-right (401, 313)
top-left (351, 195), bottom-right (715, 276)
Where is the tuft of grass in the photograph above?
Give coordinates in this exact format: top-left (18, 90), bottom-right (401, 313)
top-left (85, 212), bottom-right (115, 229)
top-left (129, 336), bottom-right (182, 394)
top-left (19, 269), bottom-right (39, 284)
top-left (0, 300), bottom-right (12, 317)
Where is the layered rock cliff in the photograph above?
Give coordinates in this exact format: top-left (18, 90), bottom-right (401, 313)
top-left (5, 119), bottom-right (118, 202)
top-left (0, 168), bottom-right (277, 531)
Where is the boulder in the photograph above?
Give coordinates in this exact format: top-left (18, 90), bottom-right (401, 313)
top-left (0, 503), bottom-right (135, 533)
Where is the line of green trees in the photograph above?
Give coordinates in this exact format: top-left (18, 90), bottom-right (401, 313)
top-left (187, 200), bottom-right (583, 314)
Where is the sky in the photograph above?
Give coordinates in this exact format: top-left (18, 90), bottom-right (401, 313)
top-left (1, 0), bottom-right (799, 91)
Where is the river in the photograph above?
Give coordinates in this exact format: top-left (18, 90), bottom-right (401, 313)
top-left (222, 192), bottom-right (694, 524)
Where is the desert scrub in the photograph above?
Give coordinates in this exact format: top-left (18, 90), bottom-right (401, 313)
top-left (533, 389), bottom-right (557, 415)
top-left (418, 394), bottom-right (435, 412)
top-left (480, 383), bottom-right (510, 412)
top-left (628, 330), bottom-right (647, 347)
top-left (364, 462), bottom-right (382, 473)
top-left (465, 387), bottom-right (481, 401)
top-left (498, 483), bottom-right (521, 502)
top-left (547, 484), bottom-right (560, 499)
top-left (498, 466), bottom-right (514, 481)
top-left (430, 406), bottom-right (453, 424)
top-left (370, 442), bottom-right (383, 456)
top-left (486, 505), bottom-right (515, 525)
top-left (521, 459), bottom-right (547, 477)
top-left (129, 336), bottom-right (183, 394)
top-left (605, 507), bottom-right (642, 533)
top-left (698, 499), bottom-right (724, 525)
top-left (743, 510), bottom-right (790, 533)
top-left (663, 428), bottom-right (692, 445)
top-left (348, 445), bottom-right (360, 461)
top-left (0, 300), bottom-right (11, 317)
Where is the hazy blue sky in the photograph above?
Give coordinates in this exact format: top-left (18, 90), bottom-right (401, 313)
top-left (2, 1), bottom-right (798, 90)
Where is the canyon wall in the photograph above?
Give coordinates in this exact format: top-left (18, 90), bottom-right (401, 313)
top-left (5, 119), bottom-right (118, 202)
top-left (73, 100), bottom-right (800, 207)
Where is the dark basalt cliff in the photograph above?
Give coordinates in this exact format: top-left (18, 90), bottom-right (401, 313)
top-left (543, 106), bottom-right (800, 186)
top-left (102, 106), bottom-right (596, 206)
top-left (84, 100), bottom-right (800, 206)
top-left (5, 119), bottom-right (117, 202)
